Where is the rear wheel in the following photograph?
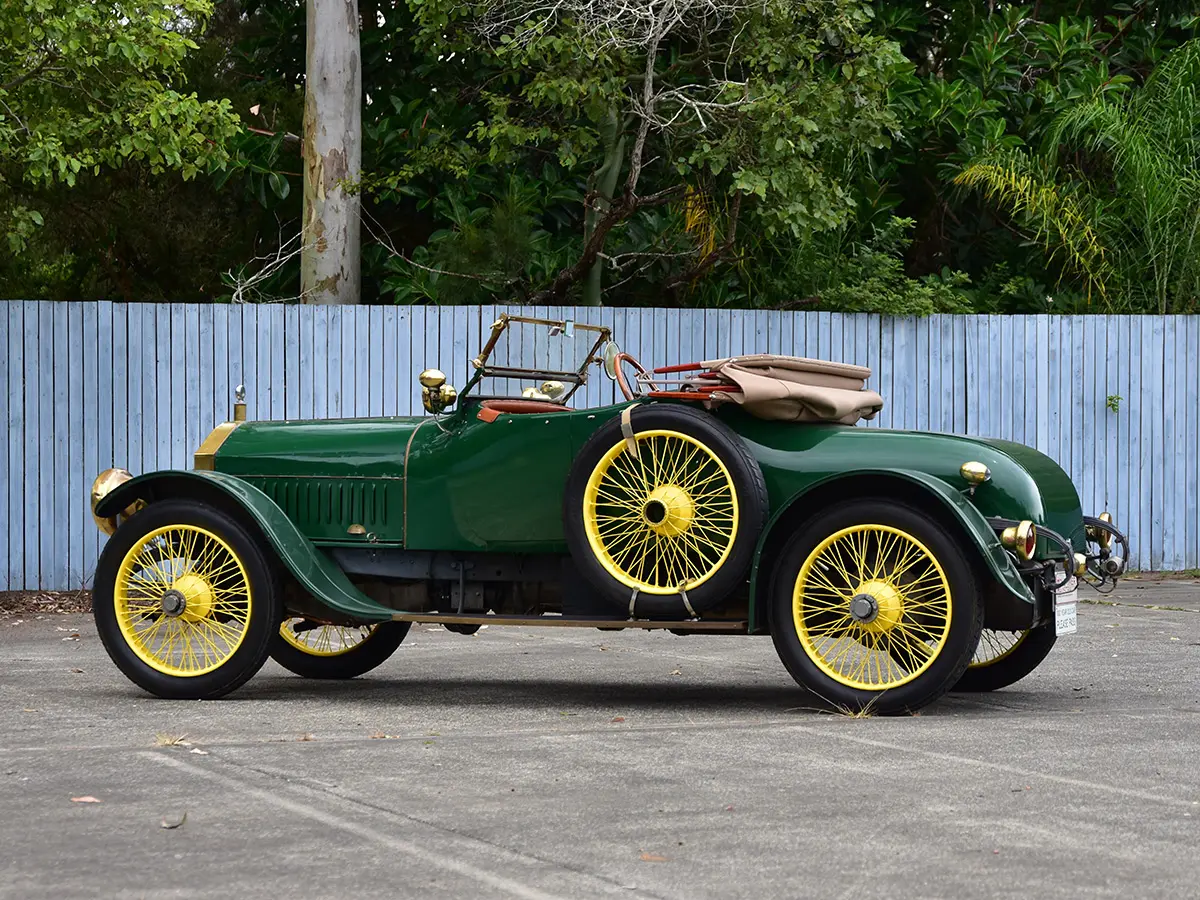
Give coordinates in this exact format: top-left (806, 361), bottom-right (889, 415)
top-left (770, 499), bottom-right (984, 715)
top-left (93, 500), bottom-right (281, 699)
top-left (952, 625), bottom-right (1057, 692)
top-left (270, 619), bottom-right (410, 679)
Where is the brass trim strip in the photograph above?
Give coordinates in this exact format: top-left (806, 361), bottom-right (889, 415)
top-left (193, 422), bottom-right (242, 471)
top-left (390, 613), bottom-right (747, 632)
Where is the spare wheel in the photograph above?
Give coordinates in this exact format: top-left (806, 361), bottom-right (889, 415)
top-left (562, 404), bottom-right (768, 617)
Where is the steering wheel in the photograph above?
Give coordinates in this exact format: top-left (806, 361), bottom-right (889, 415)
top-left (614, 352), bottom-right (657, 400)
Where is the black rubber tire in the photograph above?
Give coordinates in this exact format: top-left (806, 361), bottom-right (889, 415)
top-left (952, 625), bottom-right (1057, 692)
top-left (269, 621), bottom-right (410, 679)
top-left (769, 499), bottom-right (985, 715)
top-left (93, 499), bottom-right (281, 700)
top-left (562, 403), bottom-right (768, 617)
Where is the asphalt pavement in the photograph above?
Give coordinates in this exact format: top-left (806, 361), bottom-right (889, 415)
top-left (1, 578), bottom-right (1198, 899)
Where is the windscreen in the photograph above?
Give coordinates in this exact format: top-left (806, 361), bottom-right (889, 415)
top-left (474, 317), bottom-right (608, 400)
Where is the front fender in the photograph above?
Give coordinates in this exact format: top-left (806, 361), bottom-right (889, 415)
top-left (748, 468), bottom-right (1034, 632)
top-left (95, 470), bottom-right (394, 623)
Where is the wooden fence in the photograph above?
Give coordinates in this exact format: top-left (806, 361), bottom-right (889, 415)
top-left (2, 302), bottom-right (1196, 590)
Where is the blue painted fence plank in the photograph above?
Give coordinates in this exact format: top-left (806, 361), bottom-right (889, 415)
top-left (49, 303), bottom-right (68, 592)
top-left (1, 303), bottom-right (15, 592)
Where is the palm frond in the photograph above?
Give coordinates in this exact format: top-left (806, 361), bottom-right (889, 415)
top-left (955, 151), bottom-right (1113, 304)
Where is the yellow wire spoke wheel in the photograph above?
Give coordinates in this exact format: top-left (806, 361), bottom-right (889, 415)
top-left (582, 429), bottom-right (739, 594)
top-left (114, 524), bottom-right (252, 677)
top-left (970, 629), bottom-right (1028, 668)
top-left (279, 620), bottom-right (378, 657)
top-left (793, 524), bottom-right (953, 691)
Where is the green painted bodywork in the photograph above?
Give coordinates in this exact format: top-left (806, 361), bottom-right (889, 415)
top-left (109, 395), bottom-right (1087, 624)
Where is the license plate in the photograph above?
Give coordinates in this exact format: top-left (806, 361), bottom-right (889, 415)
top-left (1055, 575), bottom-right (1078, 636)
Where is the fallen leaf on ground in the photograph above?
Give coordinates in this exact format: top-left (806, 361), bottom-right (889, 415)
top-left (70, 668), bottom-right (83, 674)
top-left (71, 796), bottom-right (102, 804)
top-left (639, 853), bottom-right (668, 862)
top-left (368, 732), bottom-right (396, 740)
top-left (154, 733), bottom-right (190, 747)
top-left (160, 812), bottom-right (187, 830)
top-left (611, 716), bottom-right (626, 723)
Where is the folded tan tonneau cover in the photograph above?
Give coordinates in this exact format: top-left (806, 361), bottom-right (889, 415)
top-left (700, 354), bottom-right (884, 425)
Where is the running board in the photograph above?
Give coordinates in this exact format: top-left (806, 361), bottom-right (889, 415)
top-left (389, 612), bottom-right (748, 633)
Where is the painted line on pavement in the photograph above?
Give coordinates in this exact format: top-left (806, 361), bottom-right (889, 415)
top-left (786, 725), bottom-right (1199, 809)
top-left (142, 750), bottom-right (646, 900)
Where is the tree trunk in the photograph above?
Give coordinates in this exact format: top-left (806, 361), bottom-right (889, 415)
top-left (582, 109), bottom-right (626, 307)
top-left (302, 0), bottom-right (362, 305)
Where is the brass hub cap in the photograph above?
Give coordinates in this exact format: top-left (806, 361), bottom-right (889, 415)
top-left (642, 484), bottom-right (694, 537)
top-left (848, 580), bottom-right (903, 633)
top-left (171, 573), bottom-right (215, 622)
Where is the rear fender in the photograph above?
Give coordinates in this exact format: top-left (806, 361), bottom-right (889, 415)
top-left (747, 468), bottom-right (1035, 634)
top-left (95, 470), bottom-right (394, 623)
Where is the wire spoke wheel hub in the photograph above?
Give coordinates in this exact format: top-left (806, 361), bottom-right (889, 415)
top-left (583, 429), bottom-right (739, 594)
top-left (794, 524), bottom-right (952, 690)
top-left (114, 524), bottom-right (252, 677)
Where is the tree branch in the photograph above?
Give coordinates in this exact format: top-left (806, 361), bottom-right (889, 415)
top-left (0, 51), bottom-right (60, 93)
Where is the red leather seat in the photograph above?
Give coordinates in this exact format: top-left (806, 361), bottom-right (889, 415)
top-left (477, 399), bottom-right (570, 422)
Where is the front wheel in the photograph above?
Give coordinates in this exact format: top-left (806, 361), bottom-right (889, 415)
top-left (769, 500), bottom-right (984, 715)
top-left (92, 500), bottom-right (281, 699)
top-left (270, 619), bottom-right (410, 679)
top-left (952, 625), bottom-right (1057, 692)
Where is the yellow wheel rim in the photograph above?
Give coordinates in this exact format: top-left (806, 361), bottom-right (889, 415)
top-left (279, 619), bottom-right (378, 656)
top-left (114, 525), bottom-right (252, 677)
top-left (970, 629), bottom-right (1028, 668)
top-left (793, 524), bottom-right (952, 691)
top-left (583, 429), bottom-right (739, 595)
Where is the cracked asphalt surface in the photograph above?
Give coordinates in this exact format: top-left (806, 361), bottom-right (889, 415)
top-left (2, 579), bottom-right (1198, 899)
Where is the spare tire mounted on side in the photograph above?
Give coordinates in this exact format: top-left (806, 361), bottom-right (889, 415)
top-left (563, 403), bottom-right (768, 618)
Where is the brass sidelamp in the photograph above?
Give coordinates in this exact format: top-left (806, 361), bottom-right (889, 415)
top-left (420, 369), bottom-right (458, 415)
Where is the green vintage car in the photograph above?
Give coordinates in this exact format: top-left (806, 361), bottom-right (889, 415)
top-left (89, 314), bottom-right (1127, 714)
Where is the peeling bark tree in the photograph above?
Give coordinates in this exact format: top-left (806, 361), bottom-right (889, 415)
top-left (302, 0), bottom-right (362, 304)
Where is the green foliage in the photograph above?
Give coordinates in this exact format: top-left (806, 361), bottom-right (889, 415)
top-left (872, 0), bottom-right (1199, 310)
top-left (4, 0), bottom-right (1200, 312)
top-left (0, 0), bottom-right (242, 252)
top-left (371, 0), bottom-right (906, 303)
top-left (957, 38), bottom-right (1200, 312)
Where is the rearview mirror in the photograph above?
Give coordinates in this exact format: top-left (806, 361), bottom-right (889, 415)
top-left (602, 341), bottom-right (621, 380)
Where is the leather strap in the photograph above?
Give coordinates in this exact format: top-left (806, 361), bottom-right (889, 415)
top-left (620, 405), bottom-right (640, 461)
